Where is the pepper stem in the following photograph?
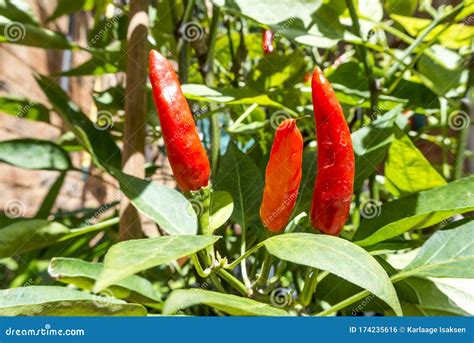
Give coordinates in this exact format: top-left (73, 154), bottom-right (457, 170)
top-left (300, 268), bottom-right (319, 307)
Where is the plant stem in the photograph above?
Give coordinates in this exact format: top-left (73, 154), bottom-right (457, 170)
top-left (254, 250), bottom-right (273, 288)
top-left (224, 241), bottom-right (266, 270)
top-left (216, 269), bottom-right (248, 296)
top-left (191, 253), bottom-right (212, 277)
top-left (316, 290), bottom-right (371, 316)
top-left (386, 2), bottom-right (465, 80)
top-left (177, 0), bottom-right (196, 82)
top-left (314, 272), bottom-right (408, 316)
top-left (204, 5), bottom-right (221, 173)
top-left (240, 224), bottom-right (252, 288)
top-left (454, 53), bottom-right (473, 180)
top-left (63, 217), bottom-right (119, 241)
top-left (300, 268), bottom-right (319, 307)
top-left (345, 0), bottom-right (378, 117)
top-left (453, 104), bottom-right (471, 180)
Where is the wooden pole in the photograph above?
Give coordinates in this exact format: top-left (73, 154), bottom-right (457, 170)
top-left (119, 0), bottom-right (149, 240)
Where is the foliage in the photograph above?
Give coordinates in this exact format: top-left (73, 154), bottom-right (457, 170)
top-left (0, 0), bottom-right (472, 317)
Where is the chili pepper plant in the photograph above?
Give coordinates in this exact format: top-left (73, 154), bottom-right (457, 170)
top-left (0, 0), bottom-right (472, 317)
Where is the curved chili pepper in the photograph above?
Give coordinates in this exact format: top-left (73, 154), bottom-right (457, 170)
top-left (310, 67), bottom-right (354, 236)
top-left (260, 119), bottom-right (303, 233)
top-left (149, 49), bottom-right (210, 192)
top-left (262, 29), bottom-right (274, 55)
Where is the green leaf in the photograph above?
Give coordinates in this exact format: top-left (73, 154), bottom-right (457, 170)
top-left (209, 191), bottom-right (234, 232)
top-left (0, 16), bottom-right (75, 49)
top-left (417, 45), bottom-right (463, 95)
top-left (59, 56), bottom-right (123, 76)
top-left (401, 219), bottom-right (474, 278)
top-left (182, 84), bottom-right (284, 108)
top-left (249, 51), bottom-right (306, 91)
top-left (352, 105), bottom-right (404, 190)
top-left (0, 95), bottom-right (49, 123)
top-left (214, 141), bottom-right (264, 228)
top-left (385, 133), bottom-right (446, 196)
top-left (0, 218), bottom-right (118, 258)
top-left (294, 150), bottom-right (317, 216)
top-left (94, 235), bottom-right (220, 292)
top-left (0, 286), bottom-right (146, 316)
top-left (49, 0), bottom-right (87, 21)
top-left (35, 74), bottom-right (121, 171)
top-left (112, 169), bottom-right (198, 236)
top-left (0, 139), bottom-right (71, 171)
top-left (214, 0), bottom-right (344, 48)
top-left (389, 78), bottom-right (438, 112)
top-left (398, 277), bottom-right (470, 316)
top-left (0, 0), bottom-right (38, 25)
top-left (263, 233), bottom-right (402, 315)
top-left (354, 177), bottom-right (474, 246)
top-left (35, 172), bottom-right (66, 218)
top-left (48, 257), bottom-right (162, 304)
top-left (391, 14), bottom-right (474, 49)
top-left (163, 289), bottom-right (288, 316)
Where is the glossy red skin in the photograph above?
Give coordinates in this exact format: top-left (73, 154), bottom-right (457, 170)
top-left (262, 29), bottom-right (274, 54)
top-left (310, 67), bottom-right (355, 236)
top-left (260, 119), bottom-right (303, 233)
top-left (149, 50), bottom-right (210, 192)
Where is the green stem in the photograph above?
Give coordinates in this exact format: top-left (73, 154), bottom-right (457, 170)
top-left (240, 225), bottom-right (252, 288)
top-left (386, 2), bottom-right (464, 80)
top-left (176, 0), bottom-right (196, 82)
top-left (203, 5), bottom-right (221, 174)
top-left (454, 53), bottom-right (473, 180)
top-left (216, 269), bottom-right (248, 296)
top-left (64, 217), bottom-right (119, 241)
top-left (316, 290), bottom-right (371, 316)
top-left (369, 174), bottom-right (379, 201)
top-left (191, 253), bottom-right (212, 277)
top-left (314, 272), bottom-right (408, 316)
top-left (345, 0), bottom-right (378, 117)
top-left (453, 107), bottom-right (470, 180)
top-left (300, 268), bottom-right (319, 307)
top-left (440, 98), bottom-right (451, 179)
top-left (224, 241), bottom-right (266, 270)
top-left (254, 250), bottom-right (273, 288)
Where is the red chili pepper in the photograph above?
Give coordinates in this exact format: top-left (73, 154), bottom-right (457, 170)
top-left (260, 119), bottom-right (303, 233)
top-left (310, 67), bottom-right (354, 236)
top-left (262, 29), bottom-right (274, 54)
top-left (149, 50), bottom-right (210, 192)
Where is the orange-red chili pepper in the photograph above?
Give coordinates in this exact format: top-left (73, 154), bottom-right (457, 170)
top-left (262, 29), bottom-right (274, 54)
top-left (310, 67), bottom-right (354, 236)
top-left (260, 119), bottom-right (303, 233)
top-left (149, 50), bottom-right (210, 192)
